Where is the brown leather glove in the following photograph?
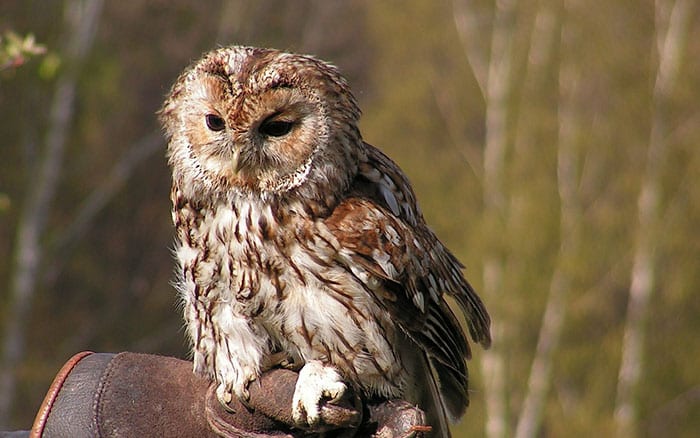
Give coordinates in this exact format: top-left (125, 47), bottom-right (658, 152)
top-left (24, 352), bottom-right (428, 437)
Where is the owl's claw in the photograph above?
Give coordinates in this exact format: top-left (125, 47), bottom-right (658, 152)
top-left (215, 383), bottom-right (236, 413)
top-left (292, 360), bottom-right (347, 429)
top-left (216, 376), bottom-right (255, 412)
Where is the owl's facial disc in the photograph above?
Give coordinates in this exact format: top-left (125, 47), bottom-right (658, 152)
top-left (195, 84), bottom-right (319, 195)
top-left (238, 90), bottom-right (323, 193)
top-left (162, 46), bottom-right (361, 200)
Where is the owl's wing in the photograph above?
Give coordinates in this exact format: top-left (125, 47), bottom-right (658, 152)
top-left (323, 143), bottom-right (491, 420)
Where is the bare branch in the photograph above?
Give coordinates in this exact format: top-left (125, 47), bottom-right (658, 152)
top-left (451, 0), bottom-right (488, 94)
top-left (482, 0), bottom-right (517, 214)
top-left (452, 1), bottom-right (519, 437)
top-left (515, 3), bottom-right (582, 436)
top-left (429, 77), bottom-right (483, 181)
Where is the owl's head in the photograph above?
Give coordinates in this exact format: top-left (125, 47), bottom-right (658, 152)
top-left (160, 46), bottom-right (363, 207)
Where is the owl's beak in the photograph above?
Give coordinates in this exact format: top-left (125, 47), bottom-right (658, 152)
top-left (231, 148), bottom-right (242, 175)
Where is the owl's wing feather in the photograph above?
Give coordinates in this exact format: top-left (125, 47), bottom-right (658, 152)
top-left (324, 143), bottom-right (491, 420)
top-left (325, 197), bottom-right (470, 419)
top-left (358, 143), bottom-right (491, 349)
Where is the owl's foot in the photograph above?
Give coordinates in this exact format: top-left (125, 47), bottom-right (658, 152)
top-left (216, 374), bottom-right (256, 412)
top-left (292, 360), bottom-right (347, 428)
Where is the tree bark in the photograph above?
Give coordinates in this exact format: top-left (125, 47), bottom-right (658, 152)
top-left (614, 0), bottom-right (693, 436)
top-left (0, 0), bottom-right (103, 427)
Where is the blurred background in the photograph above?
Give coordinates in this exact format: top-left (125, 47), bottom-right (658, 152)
top-left (1, 0), bottom-right (698, 436)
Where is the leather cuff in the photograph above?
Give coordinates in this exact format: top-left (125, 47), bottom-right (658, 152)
top-left (27, 352), bottom-right (428, 437)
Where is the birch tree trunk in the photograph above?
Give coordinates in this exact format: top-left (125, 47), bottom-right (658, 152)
top-left (0, 0), bottom-right (103, 426)
top-left (453, 1), bottom-right (517, 436)
top-left (515, 3), bottom-right (582, 436)
top-left (614, 0), bottom-right (693, 436)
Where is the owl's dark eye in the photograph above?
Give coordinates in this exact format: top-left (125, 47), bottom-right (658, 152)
top-left (259, 119), bottom-right (294, 137)
top-left (205, 114), bottom-right (226, 131)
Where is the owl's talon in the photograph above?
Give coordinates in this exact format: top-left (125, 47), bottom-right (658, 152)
top-left (278, 356), bottom-right (302, 371)
top-left (216, 384), bottom-right (236, 413)
top-left (216, 376), bottom-right (256, 412)
top-left (238, 387), bottom-right (253, 411)
top-left (279, 358), bottom-right (299, 370)
top-left (292, 361), bottom-right (347, 428)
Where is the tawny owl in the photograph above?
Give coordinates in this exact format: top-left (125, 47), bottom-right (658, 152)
top-left (159, 46), bottom-right (490, 436)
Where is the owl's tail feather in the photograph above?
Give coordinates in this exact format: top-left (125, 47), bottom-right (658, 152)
top-left (402, 336), bottom-right (453, 438)
top-left (430, 358), bottom-right (469, 422)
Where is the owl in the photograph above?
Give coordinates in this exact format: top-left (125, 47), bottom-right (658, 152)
top-left (159, 46), bottom-right (490, 437)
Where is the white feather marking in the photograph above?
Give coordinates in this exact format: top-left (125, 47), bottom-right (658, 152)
top-left (412, 290), bottom-right (426, 313)
top-left (372, 250), bottom-right (399, 278)
top-left (177, 244), bottom-right (200, 267)
top-left (428, 274), bottom-right (440, 302)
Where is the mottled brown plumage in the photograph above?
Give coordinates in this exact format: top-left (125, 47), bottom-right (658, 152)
top-left (159, 46), bottom-right (490, 436)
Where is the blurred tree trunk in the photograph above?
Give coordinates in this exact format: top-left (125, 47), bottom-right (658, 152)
top-left (453, 0), bottom-right (517, 436)
top-left (614, 0), bottom-right (693, 436)
top-left (515, 3), bottom-right (582, 436)
top-left (0, 0), bottom-right (103, 426)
